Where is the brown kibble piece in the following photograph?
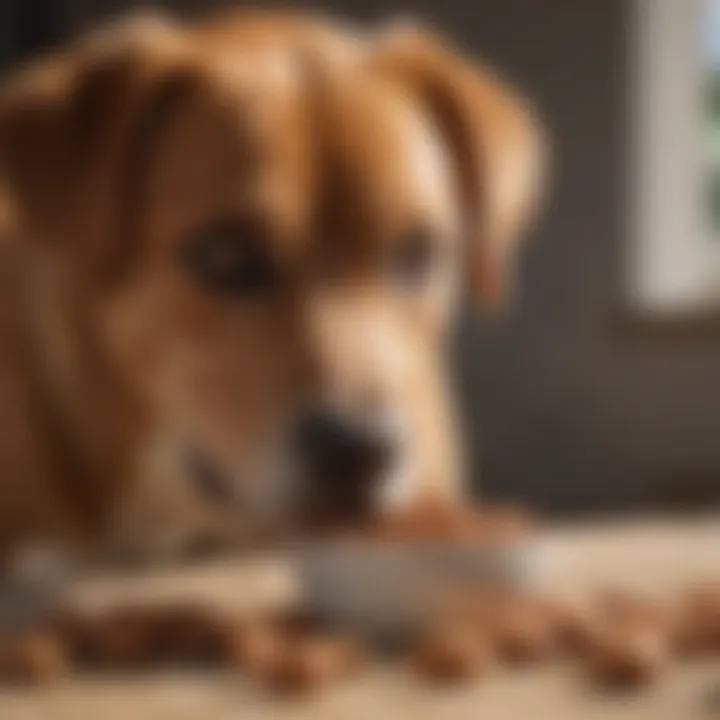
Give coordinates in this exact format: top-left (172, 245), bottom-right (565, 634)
top-left (320, 636), bottom-right (366, 679)
top-left (227, 620), bottom-right (286, 675)
top-left (585, 625), bottom-right (668, 690)
top-left (491, 603), bottom-right (557, 663)
top-left (541, 595), bottom-right (602, 654)
top-left (410, 624), bottom-right (491, 683)
top-left (0, 632), bottom-right (67, 683)
top-left (86, 607), bottom-right (161, 666)
top-left (591, 590), bottom-right (679, 659)
top-left (155, 604), bottom-right (228, 662)
top-left (674, 584), bottom-right (720, 656)
top-left (51, 609), bottom-right (89, 657)
top-left (263, 651), bottom-right (327, 695)
top-left (261, 636), bottom-right (363, 695)
top-left (56, 604), bottom-right (226, 666)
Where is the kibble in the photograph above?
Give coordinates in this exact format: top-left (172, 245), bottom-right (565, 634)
top-left (155, 604), bottom-right (228, 662)
top-left (410, 623), bottom-right (492, 682)
top-left (490, 602), bottom-right (557, 664)
top-left (261, 636), bottom-right (364, 695)
top-left (227, 619), bottom-right (286, 675)
top-left (81, 607), bottom-right (163, 667)
top-left (584, 624), bottom-right (669, 690)
top-left (0, 631), bottom-right (67, 683)
top-left (540, 595), bottom-right (603, 654)
top-left (675, 584), bottom-right (720, 655)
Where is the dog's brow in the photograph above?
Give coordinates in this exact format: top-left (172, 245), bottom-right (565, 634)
top-left (104, 70), bottom-right (200, 284)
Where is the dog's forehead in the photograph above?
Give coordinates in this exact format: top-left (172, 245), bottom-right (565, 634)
top-left (143, 47), bottom-right (311, 242)
top-left (324, 74), bottom-right (457, 232)
top-left (145, 34), bottom-right (456, 249)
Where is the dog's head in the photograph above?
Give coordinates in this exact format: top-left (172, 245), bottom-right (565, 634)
top-left (0, 13), bottom-right (545, 542)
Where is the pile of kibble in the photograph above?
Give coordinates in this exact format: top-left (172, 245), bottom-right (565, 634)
top-left (0, 581), bottom-right (717, 695)
top-left (0, 504), bottom-right (718, 696)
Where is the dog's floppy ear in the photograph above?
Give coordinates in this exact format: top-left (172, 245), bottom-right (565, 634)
top-left (0, 14), bottom-right (194, 277)
top-left (370, 22), bottom-right (547, 309)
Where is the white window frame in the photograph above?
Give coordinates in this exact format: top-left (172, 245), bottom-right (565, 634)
top-left (630, 0), bottom-right (720, 314)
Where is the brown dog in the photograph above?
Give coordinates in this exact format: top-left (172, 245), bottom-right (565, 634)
top-left (0, 11), bottom-right (545, 565)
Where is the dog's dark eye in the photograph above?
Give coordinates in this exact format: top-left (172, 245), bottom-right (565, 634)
top-left (388, 227), bottom-right (438, 288)
top-left (182, 219), bottom-right (278, 297)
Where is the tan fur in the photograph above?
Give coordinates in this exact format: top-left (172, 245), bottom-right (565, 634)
top-left (0, 11), bottom-right (545, 560)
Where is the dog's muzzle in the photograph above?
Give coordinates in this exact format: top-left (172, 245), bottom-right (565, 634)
top-left (181, 409), bottom-right (406, 530)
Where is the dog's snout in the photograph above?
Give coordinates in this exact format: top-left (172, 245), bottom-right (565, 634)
top-left (294, 409), bottom-right (396, 520)
top-left (296, 410), bottom-right (393, 477)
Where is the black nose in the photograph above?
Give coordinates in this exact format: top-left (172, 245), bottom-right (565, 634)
top-left (294, 410), bottom-right (395, 521)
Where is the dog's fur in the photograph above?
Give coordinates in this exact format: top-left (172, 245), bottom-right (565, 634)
top-left (0, 12), bottom-right (544, 564)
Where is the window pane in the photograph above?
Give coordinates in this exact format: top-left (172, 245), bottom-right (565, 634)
top-left (704, 0), bottom-right (720, 242)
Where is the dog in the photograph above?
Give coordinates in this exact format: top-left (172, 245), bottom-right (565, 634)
top-left (0, 11), bottom-right (545, 571)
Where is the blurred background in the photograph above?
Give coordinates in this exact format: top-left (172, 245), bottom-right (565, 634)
top-left (2, 0), bottom-right (719, 518)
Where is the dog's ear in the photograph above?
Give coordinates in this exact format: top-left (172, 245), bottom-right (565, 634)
top-left (0, 14), bottom-right (195, 278)
top-left (370, 22), bottom-right (547, 309)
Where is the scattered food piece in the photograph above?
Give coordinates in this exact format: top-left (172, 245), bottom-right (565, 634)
top-left (410, 623), bottom-right (492, 683)
top-left (227, 619), bottom-right (286, 675)
top-left (154, 604), bottom-right (228, 662)
top-left (585, 624), bottom-right (669, 690)
top-left (677, 584), bottom-right (720, 655)
top-left (491, 603), bottom-right (557, 664)
top-left (261, 635), bottom-right (364, 695)
top-left (0, 631), bottom-right (67, 683)
top-left (540, 594), bottom-right (603, 654)
top-left (79, 607), bottom-right (163, 667)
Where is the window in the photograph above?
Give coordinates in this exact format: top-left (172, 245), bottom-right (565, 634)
top-left (631, 0), bottom-right (720, 313)
top-left (705, 0), bottom-right (720, 249)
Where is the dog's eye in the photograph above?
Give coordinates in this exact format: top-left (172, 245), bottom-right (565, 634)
top-left (182, 220), bottom-right (278, 297)
top-left (388, 227), bottom-right (438, 288)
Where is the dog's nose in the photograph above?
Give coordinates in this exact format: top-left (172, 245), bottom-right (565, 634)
top-left (294, 410), bottom-right (395, 521)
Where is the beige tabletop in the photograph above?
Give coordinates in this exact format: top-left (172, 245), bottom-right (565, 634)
top-left (0, 516), bottom-right (718, 720)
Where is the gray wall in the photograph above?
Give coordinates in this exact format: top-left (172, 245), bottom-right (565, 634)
top-left (444, 0), bottom-right (720, 513)
top-left (6, 0), bottom-right (720, 513)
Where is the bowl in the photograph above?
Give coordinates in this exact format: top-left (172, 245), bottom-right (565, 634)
top-left (296, 534), bottom-right (553, 639)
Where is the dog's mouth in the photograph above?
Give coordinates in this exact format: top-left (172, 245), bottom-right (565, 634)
top-left (294, 455), bottom-right (391, 529)
top-left (181, 419), bottom-right (414, 534)
top-left (183, 444), bottom-right (379, 527)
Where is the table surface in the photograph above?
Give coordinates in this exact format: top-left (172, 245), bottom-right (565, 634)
top-left (1, 516), bottom-right (718, 720)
